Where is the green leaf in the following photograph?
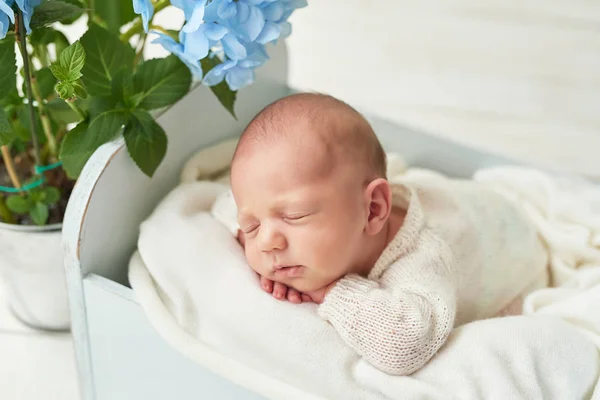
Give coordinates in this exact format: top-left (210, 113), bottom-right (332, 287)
top-left (45, 98), bottom-right (80, 124)
top-left (30, 202), bottom-right (49, 226)
top-left (30, 1), bottom-right (85, 29)
top-left (41, 187), bottom-right (61, 205)
top-left (33, 68), bottom-right (58, 99)
top-left (1, 90), bottom-right (21, 107)
top-left (6, 195), bottom-right (32, 214)
top-left (93, 0), bottom-right (136, 34)
top-left (55, 81), bottom-right (75, 100)
top-left (111, 69), bottom-right (135, 107)
top-left (123, 110), bottom-right (167, 177)
top-left (0, 36), bottom-right (16, 100)
top-left (50, 63), bottom-right (70, 81)
top-left (200, 57), bottom-right (237, 119)
top-left (88, 95), bottom-right (117, 119)
top-left (0, 196), bottom-right (15, 224)
top-left (59, 110), bottom-right (128, 178)
top-left (133, 55), bottom-right (192, 110)
top-left (59, 41), bottom-right (86, 81)
top-left (0, 107), bottom-right (15, 146)
top-left (73, 80), bottom-right (88, 99)
top-left (80, 24), bottom-right (135, 96)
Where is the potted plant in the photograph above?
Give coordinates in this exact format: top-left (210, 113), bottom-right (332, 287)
top-left (0, 0), bottom-right (306, 330)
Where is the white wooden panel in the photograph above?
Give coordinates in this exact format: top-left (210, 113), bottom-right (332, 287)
top-left (287, 0), bottom-right (600, 178)
top-left (83, 275), bottom-right (266, 400)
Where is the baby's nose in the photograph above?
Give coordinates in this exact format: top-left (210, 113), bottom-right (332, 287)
top-left (258, 225), bottom-right (287, 252)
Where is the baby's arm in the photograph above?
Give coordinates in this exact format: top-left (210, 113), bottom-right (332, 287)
top-left (318, 262), bottom-right (457, 376)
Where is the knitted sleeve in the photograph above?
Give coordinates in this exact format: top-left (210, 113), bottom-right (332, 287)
top-left (317, 255), bottom-right (456, 376)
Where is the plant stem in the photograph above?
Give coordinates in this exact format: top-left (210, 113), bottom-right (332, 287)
top-left (34, 45), bottom-right (49, 67)
top-left (120, 0), bottom-right (171, 42)
top-left (66, 100), bottom-right (86, 121)
top-left (134, 33), bottom-right (148, 65)
top-left (15, 10), bottom-right (41, 169)
top-left (31, 76), bottom-right (57, 157)
top-left (149, 24), bottom-right (170, 35)
top-left (87, 0), bottom-right (94, 21)
top-left (1, 146), bottom-right (22, 190)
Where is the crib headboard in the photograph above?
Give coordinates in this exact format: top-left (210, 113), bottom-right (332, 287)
top-left (63, 41), bottom-right (291, 287)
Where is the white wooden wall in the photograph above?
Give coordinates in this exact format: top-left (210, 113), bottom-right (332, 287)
top-left (287, 0), bottom-right (600, 179)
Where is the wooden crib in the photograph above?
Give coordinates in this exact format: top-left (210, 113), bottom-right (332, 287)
top-left (63, 40), bottom-right (528, 400)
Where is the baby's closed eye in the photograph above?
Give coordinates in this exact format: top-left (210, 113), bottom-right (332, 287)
top-left (282, 213), bottom-right (312, 223)
top-left (241, 223), bottom-right (260, 234)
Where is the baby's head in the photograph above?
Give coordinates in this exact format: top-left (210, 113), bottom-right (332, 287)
top-left (231, 93), bottom-right (394, 292)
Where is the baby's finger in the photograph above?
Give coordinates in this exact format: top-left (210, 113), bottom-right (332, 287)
top-left (272, 282), bottom-right (288, 300)
top-left (287, 288), bottom-right (301, 304)
top-left (301, 294), bottom-right (313, 303)
top-left (260, 276), bottom-right (274, 293)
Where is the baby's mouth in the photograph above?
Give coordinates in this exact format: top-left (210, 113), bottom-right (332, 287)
top-left (272, 265), bottom-right (304, 278)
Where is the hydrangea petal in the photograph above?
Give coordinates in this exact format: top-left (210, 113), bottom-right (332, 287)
top-left (255, 21), bottom-right (280, 44)
top-left (217, 0), bottom-right (237, 20)
top-left (237, 5), bottom-right (264, 41)
top-left (152, 33), bottom-right (203, 79)
top-left (235, 2), bottom-right (250, 23)
top-left (182, 1), bottom-right (206, 33)
top-left (221, 33), bottom-right (247, 60)
top-left (0, 12), bottom-right (10, 39)
top-left (182, 28), bottom-right (210, 59)
top-left (133, 0), bottom-right (154, 32)
top-left (225, 65), bottom-right (254, 91)
top-left (0, 1), bottom-right (15, 24)
top-left (279, 21), bottom-right (291, 37)
top-left (203, 22), bottom-right (228, 41)
top-left (170, 0), bottom-right (195, 20)
top-left (261, 3), bottom-right (283, 21)
top-left (203, 60), bottom-right (236, 86)
top-left (203, 0), bottom-right (220, 21)
top-left (238, 43), bottom-right (268, 67)
top-left (284, 0), bottom-right (307, 9)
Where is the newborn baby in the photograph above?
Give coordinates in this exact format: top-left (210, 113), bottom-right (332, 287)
top-left (214, 93), bottom-right (549, 376)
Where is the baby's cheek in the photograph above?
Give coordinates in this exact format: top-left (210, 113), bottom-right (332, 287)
top-left (245, 247), bottom-right (265, 274)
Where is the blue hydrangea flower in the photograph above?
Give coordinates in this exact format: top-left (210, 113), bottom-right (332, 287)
top-left (133, 0), bottom-right (154, 32)
top-left (0, 0), bottom-right (40, 38)
top-left (204, 0), bottom-right (265, 42)
top-left (144, 0), bottom-right (304, 91)
top-left (259, 0), bottom-right (306, 42)
top-left (0, 1), bottom-right (14, 39)
top-left (203, 43), bottom-right (268, 90)
top-left (171, 0), bottom-right (233, 61)
top-left (182, 21), bottom-right (228, 60)
top-left (152, 32), bottom-right (204, 79)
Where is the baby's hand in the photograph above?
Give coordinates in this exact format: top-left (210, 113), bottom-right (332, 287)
top-left (259, 276), bottom-right (313, 304)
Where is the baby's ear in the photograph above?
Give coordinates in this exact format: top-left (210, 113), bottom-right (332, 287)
top-left (364, 178), bottom-right (392, 235)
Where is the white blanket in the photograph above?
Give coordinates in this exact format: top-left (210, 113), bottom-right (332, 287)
top-left (130, 160), bottom-right (600, 399)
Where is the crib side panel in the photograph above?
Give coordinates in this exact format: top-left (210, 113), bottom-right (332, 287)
top-left (368, 116), bottom-right (520, 178)
top-left (83, 275), bottom-right (266, 400)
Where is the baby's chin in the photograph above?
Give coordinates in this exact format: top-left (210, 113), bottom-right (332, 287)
top-left (288, 279), bottom-right (333, 294)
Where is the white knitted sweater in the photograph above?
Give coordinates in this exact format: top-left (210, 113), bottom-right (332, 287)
top-left (317, 177), bottom-right (549, 376)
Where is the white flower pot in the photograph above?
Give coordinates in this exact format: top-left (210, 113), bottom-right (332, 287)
top-left (0, 221), bottom-right (70, 331)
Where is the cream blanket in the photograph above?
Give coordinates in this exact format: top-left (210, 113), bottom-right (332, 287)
top-left (129, 144), bottom-right (600, 400)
